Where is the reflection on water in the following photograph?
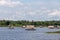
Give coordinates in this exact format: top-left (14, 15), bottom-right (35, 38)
top-left (0, 27), bottom-right (60, 40)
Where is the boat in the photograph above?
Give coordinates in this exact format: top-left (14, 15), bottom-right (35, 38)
top-left (48, 26), bottom-right (54, 29)
top-left (22, 26), bottom-right (26, 28)
top-left (25, 25), bottom-right (36, 30)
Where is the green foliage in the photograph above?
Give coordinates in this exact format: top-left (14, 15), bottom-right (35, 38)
top-left (0, 20), bottom-right (60, 27)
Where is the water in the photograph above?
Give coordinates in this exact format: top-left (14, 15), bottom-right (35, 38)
top-left (0, 27), bottom-right (60, 40)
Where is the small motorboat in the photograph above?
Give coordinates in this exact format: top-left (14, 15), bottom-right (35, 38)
top-left (25, 25), bottom-right (36, 31)
top-left (48, 26), bottom-right (54, 29)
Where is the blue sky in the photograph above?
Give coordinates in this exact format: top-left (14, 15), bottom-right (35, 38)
top-left (0, 0), bottom-right (60, 21)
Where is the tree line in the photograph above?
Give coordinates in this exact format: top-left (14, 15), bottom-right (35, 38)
top-left (0, 20), bottom-right (60, 27)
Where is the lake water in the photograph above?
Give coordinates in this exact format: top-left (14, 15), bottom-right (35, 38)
top-left (0, 27), bottom-right (60, 40)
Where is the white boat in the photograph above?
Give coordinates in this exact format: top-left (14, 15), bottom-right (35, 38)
top-left (22, 26), bottom-right (26, 28)
top-left (48, 26), bottom-right (54, 29)
top-left (25, 25), bottom-right (36, 30)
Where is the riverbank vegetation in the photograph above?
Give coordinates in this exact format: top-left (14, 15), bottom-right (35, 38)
top-left (47, 31), bottom-right (60, 34)
top-left (0, 20), bottom-right (60, 27)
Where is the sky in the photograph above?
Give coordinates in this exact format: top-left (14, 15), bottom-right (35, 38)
top-left (0, 0), bottom-right (60, 21)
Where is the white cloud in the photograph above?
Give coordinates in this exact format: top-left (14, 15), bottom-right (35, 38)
top-left (0, 0), bottom-right (60, 21)
top-left (0, 0), bottom-right (23, 7)
top-left (49, 10), bottom-right (60, 16)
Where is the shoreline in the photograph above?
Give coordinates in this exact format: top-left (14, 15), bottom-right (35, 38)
top-left (46, 31), bottom-right (60, 34)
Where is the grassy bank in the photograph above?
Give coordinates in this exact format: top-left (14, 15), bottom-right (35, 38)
top-left (47, 31), bottom-right (60, 34)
